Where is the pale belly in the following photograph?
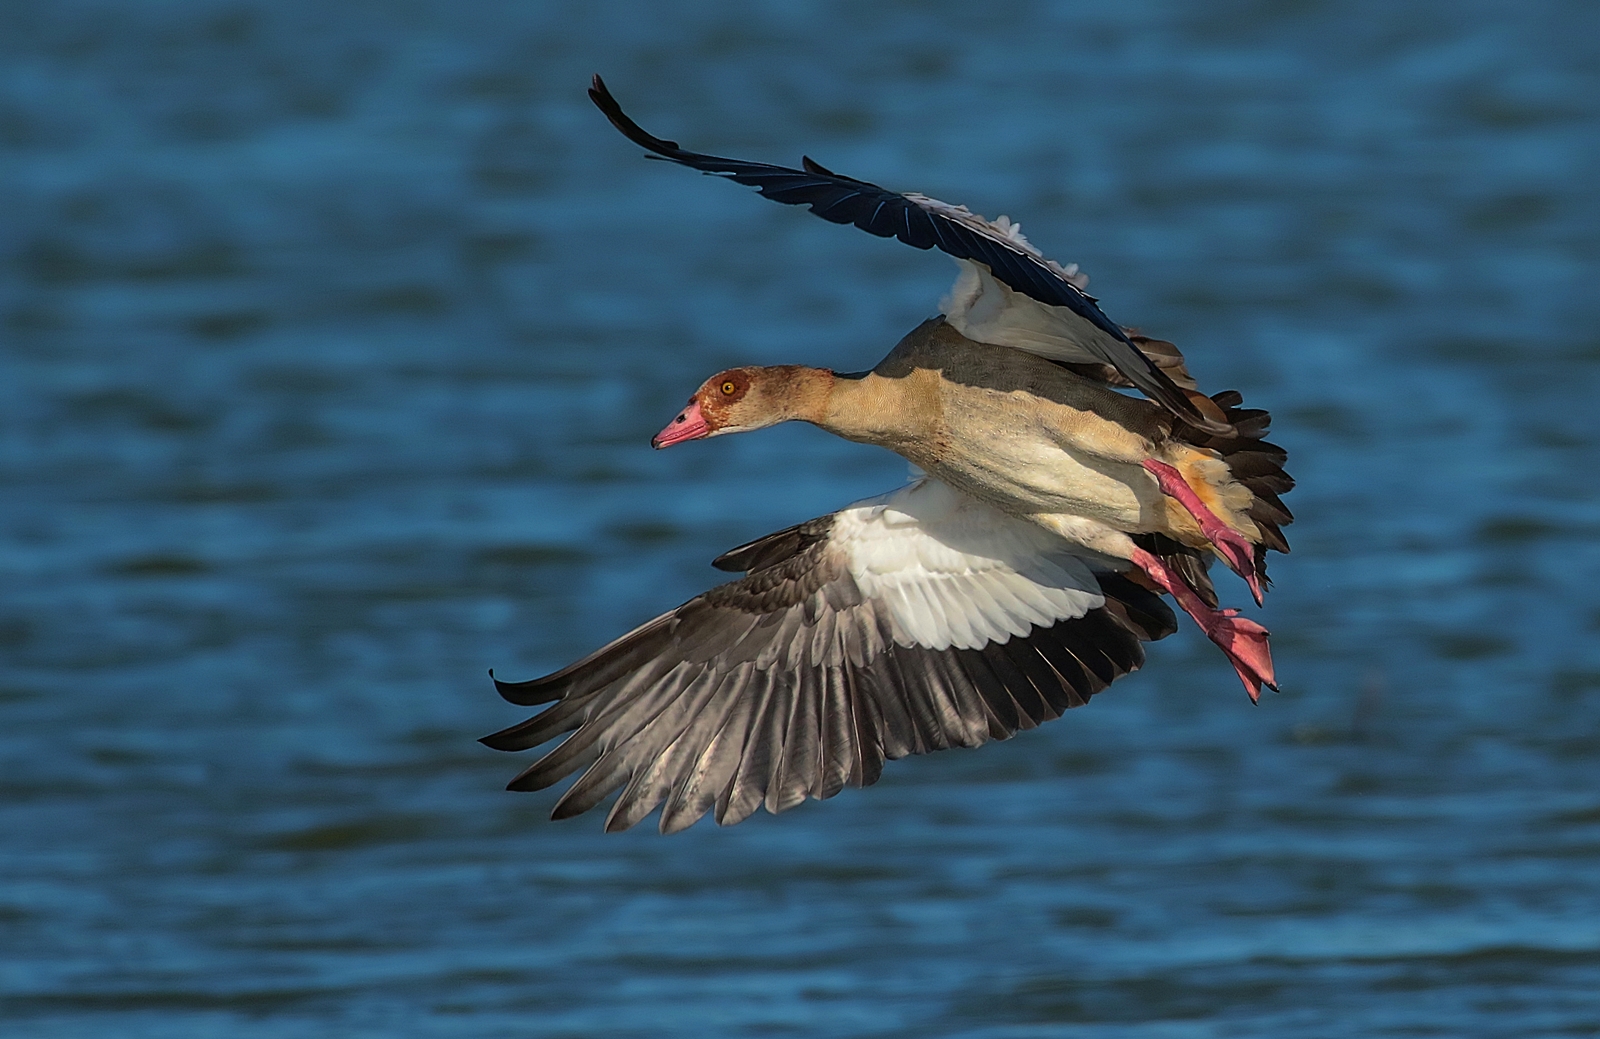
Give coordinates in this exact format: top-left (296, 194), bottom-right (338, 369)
top-left (908, 433), bottom-right (1160, 532)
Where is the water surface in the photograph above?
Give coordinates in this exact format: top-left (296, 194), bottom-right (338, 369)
top-left (3, 1), bottom-right (1600, 1036)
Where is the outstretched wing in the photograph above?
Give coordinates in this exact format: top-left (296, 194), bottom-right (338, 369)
top-left (589, 74), bottom-right (1230, 435)
top-left (481, 479), bottom-right (1176, 833)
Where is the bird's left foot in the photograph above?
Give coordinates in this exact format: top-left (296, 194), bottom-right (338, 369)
top-left (1130, 545), bottom-right (1276, 702)
top-left (1142, 458), bottom-right (1264, 605)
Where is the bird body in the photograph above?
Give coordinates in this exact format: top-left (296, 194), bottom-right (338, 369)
top-left (699, 318), bottom-right (1261, 562)
top-left (479, 78), bottom-right (1295, 832)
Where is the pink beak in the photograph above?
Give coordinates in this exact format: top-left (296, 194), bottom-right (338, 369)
top-left (652, 400), bottom-right (710, 449)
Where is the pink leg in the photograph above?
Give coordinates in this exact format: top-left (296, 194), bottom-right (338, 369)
top-left (1142, 459), bottom-right (1265, 606)
top-left (1130, 546), bottom-right (1276, 702)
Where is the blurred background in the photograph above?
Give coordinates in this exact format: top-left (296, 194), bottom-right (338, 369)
top-left (2, 1), bottom-right (1598, 1036)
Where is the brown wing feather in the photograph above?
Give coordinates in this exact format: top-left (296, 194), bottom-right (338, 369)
top-left (482, 518), bottom-right (1176, 833)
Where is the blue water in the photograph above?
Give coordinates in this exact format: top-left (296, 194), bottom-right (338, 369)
top-left (3, 1), bottom-right (1599, 1036)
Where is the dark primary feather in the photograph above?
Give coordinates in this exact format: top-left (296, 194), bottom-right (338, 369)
top-left (482, 514), bottom-right (1176, 834)
top-left (587, 74), bottom-right (1229, 436)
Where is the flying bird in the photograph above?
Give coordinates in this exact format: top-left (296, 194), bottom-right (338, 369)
top-left (481, 76), bottom-right (1293, 834)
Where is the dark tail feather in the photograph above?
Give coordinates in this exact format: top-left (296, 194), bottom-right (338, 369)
top-left (1178, 390), bottom-right (1295, 558)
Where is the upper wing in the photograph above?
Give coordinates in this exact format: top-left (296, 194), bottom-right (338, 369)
top-left (588, 75), bottom-right (1230, 436)
top-left (481, 479), bottom-right (1176, 834)
top-left (940, 259), bottom-right (1211, 391)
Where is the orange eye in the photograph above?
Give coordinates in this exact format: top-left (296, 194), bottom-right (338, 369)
top-left (721, 381), bottom-right (737, 396)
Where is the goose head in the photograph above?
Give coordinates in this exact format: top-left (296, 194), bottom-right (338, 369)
top-left (651, 365), bottom-right (830, 449)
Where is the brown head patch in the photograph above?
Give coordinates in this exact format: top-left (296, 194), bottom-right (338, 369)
top-left (697, 367), bottom-right (752, 427)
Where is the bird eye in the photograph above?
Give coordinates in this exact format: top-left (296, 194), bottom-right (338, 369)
top-left (721, 381), bottom-right (737, 396)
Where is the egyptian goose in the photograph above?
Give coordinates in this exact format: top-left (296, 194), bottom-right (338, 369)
top-left (480, 78), bottom-right (1293, 833)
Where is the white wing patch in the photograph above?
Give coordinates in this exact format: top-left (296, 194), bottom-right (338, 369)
top-left (833, 479), bottom-right (1104, 651)
top-left (940, 259), bottom-right (1115, 366)
top-left (902, 198), bottom-right (1108, 368)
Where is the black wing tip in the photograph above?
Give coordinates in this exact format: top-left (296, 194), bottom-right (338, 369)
top-left (488, 667), bottom-right (566, 707)
top-left (479, 730), bottom-right (517, 752)
top-left (480, 714), bottom-right (530, 753)
top-left (488, 666), bottom-right (519, 697)
top-left (588, 73), bottom-right (682, 156)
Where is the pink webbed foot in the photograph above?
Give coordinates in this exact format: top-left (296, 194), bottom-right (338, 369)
top-left (1130, 547), bottom-right (1277, 702)
top-left (1142, 458), bottom-right (1265, 606)
top-left (1198, 608), bottom-right (1276, 703)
